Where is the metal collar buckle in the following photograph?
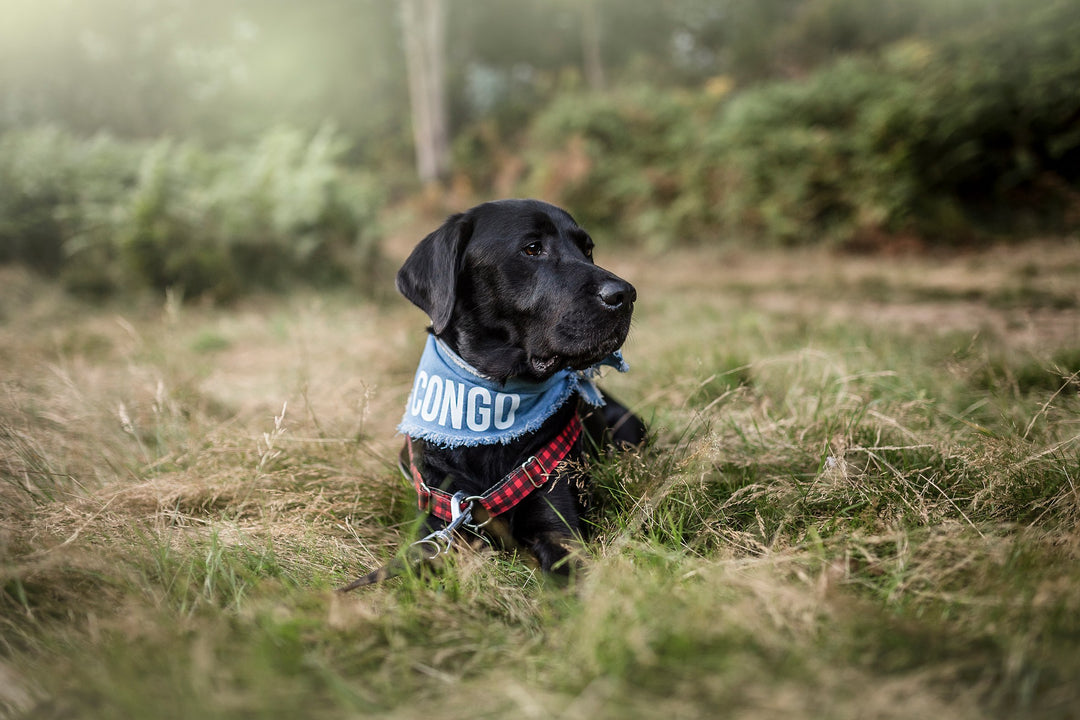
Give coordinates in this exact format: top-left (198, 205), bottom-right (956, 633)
top-left (415, 482), bottom-right (431, 511)
top-left (520, 456), bottom-right (546, 488)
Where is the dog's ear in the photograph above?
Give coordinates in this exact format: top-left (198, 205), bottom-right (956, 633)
top-left (396, 212), bottom-right (473, 335)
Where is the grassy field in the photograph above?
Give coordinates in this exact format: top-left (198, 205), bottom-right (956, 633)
top-left (2, 237), bottom-right (1079, 719)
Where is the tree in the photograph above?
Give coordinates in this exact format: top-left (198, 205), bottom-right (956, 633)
top-left (401, 0), bottom-right (450, 183)
top-left (581, 0), bottom-right (606, 91)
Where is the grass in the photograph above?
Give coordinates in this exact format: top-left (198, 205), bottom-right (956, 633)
top-left (2, 238), bottom-right (1080, 719)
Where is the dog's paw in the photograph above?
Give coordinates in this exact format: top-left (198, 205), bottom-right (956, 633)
top-left (530, 533), bottom-right (587, 581)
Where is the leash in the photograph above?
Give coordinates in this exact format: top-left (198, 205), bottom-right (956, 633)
top-left (336, 490), bottom-right (481, 592)
top-left (337, 414), bottom-right (582, 592)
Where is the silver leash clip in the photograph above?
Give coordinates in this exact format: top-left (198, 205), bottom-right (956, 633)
top-left (410, 491), bottom-right (474, 560)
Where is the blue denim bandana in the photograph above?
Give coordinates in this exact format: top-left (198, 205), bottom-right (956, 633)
top-left (398, 334), bottom-right (629, 447)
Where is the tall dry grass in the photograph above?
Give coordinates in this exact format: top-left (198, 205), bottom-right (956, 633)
top-left (1, 241), bottom-right (1079, 719)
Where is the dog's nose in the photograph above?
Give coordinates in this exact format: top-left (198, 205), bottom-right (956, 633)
top-left (598, 279), bottom-right (636, 309)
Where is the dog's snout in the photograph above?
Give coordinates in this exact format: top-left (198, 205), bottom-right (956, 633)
top-left (598, 279), bottom-right (636, 310)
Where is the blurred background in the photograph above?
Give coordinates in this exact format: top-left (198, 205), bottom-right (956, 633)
top-left (1, 0), bottom-right (1078, 303)
top-left (3, 7), bottom-right (1080, 715)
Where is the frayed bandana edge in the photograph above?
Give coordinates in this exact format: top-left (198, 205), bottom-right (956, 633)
top-left (397, 335), bottom-right (628, 448)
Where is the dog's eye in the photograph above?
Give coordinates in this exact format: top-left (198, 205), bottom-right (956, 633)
top-left (522, 241), bottom-right (543, 257)
top-left (583, 246), bottom-right (594, 260)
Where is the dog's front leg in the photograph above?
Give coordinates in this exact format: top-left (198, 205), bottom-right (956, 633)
top-left (513, 485), bottom-right (586, 577)
top-left (525, 531), bottom-right (585, 578)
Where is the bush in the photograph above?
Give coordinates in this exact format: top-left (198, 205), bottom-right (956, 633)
top-left (522, 85), bottom-right (708, 248)
top-left (0, 126), bottom-right (385, 301)
top-left (0, 128), bottom-right (137, 278)
top-left (708, 0), bottom-right (1080, 247)
top-left (512, 1), bottom-right (1080, 249)
top-left (702, 53), bottom-right (936, 246)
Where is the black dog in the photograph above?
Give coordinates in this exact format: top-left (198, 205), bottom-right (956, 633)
top-left (343, 200), bottom-right (644, 588)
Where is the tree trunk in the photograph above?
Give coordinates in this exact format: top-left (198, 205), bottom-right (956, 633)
top-left (582, 0), bottom-right (605, 92)
top-left (401, 0), bottom-right (450, 183)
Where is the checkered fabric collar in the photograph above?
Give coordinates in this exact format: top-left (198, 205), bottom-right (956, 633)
top-left (403, 412), bottom-right (583, 523)
top-left (398, 334), bottom-right (627, 448)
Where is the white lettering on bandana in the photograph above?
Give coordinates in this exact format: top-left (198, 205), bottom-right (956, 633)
top-left (398, 335), bottom-right (628, 447)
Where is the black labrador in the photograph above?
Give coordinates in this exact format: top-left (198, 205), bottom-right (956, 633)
top-left (345, 199), bottom-right (645, 587)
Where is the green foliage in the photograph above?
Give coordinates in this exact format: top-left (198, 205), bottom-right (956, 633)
top-left (522, 85), bottom-right (707, 247)
top-left (0, 126), bottom-right (385, 301)
top-left (509, 0), bottom-right (1080, 248)
top-left (704, 53), bottom-right (937, 246)
top-left (0, 127), bottom-right (137, 277)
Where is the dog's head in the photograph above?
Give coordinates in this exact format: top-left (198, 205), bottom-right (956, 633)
top-left (397, 199), bottom-right (636, 383)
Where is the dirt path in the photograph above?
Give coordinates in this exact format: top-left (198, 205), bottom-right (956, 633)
top-left (617, 240), bottom-right (1080, 349)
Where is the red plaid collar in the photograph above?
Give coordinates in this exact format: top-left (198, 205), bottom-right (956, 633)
top-left (404, 413), bottom-right (582, 523)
